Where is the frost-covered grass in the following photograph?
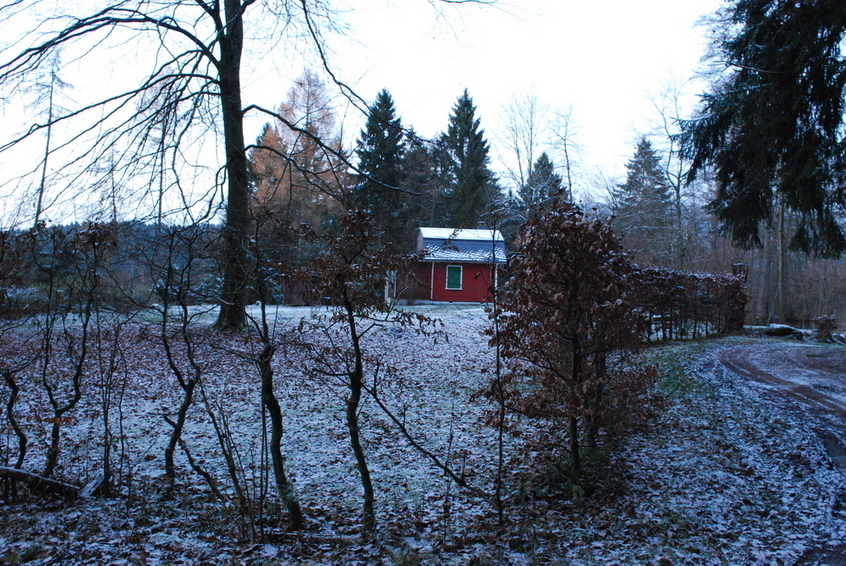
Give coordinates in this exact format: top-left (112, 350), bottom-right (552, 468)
top-left (1, 307), bottom-right (845, 565)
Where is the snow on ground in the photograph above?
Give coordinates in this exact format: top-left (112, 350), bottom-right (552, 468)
top-left (612, 341), bottom-right (846, 565)
top-left (1, 307), bottom-right (845, 565)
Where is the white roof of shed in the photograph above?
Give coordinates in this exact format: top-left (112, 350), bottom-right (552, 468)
top-left (417, 227), bottom-right (506, 264)
top-left (418, 227), bottom-right (504, 242)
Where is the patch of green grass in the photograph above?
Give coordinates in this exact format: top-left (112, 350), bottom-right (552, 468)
top-left (2, 545), bottom-right (41, 564)
top-left (643, 340), bottom-right (728, 396)
top-left (653, 350), bottom-right (701, 395)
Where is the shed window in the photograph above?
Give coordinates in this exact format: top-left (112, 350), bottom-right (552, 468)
top-left (446, 265), bottom-right (462, 290)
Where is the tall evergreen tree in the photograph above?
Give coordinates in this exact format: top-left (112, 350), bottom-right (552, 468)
top-left (440, 90), bottom-right (499, 228)
top-left (403, 129), bottom-right (448, 229)
top-left (520, 152), bottom-right (562, 219)
top-left (681, 0), bottom-right (846, 257)
top-left (351, 89), bottom-right (409, 246)
top-left (613, 137), bottom-right (673, 264)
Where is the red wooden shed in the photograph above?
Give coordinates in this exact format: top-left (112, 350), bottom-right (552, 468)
top-left (410, 227), bottom-right (506, 303)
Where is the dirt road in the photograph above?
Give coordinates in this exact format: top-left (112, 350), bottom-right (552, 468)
top-left (717, 341), bottom-right (846, 565)
top-left (719, 343), bottom-right (846, 419)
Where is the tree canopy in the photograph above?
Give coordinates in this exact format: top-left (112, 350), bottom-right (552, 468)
top-left (440, 89), bottom-right (499, 228)
top-left (250, 70), bottom-right (346, 270)
top-left (350, 89), bottom-right (413, 248)
top-left (682, 0), bottom-right (846, 258)
top-left (520, 151), bottom-right (562, 219)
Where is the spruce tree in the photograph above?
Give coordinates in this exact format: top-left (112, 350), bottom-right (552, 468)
top-left (682, 0), bottom-right (846, 257)
top-left (440, 90), bottom-right (499, 228)
top-left (614, 137), bottom-right (673, 264)
top-left (351, 89), bottom-right (408, 246)
top-left (403, 129), bottom-right (448, 229)
top-left (520, 152), bottom-right (562, 219)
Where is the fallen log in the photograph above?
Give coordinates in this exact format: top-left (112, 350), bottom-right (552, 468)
top-left (79, 472), bottom-right (107, 498)
top-left (762, 325), bottom-right (804, 340)
top-left (0, 466), bottom-right (80, 498)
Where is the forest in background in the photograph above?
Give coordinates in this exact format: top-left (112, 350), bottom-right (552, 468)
top-left (0, 0), bottom-right (842, 329)
top-left (5, 66), bottom-right (842, 327)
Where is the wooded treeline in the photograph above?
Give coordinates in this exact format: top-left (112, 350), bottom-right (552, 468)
top-left (607, 134), bottom-right (846, 328)
top-left (0, 66), bottom-right (839, 348)
top-left (249, 77), bottom-right (505, 255)
top-left (7, 67), bottom-right (838, 326)
top-left (247, 70), bottom-right (845, 327)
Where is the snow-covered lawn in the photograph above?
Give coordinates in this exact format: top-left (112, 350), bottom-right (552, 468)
top-left (1, 306), bottom-right (845, 565)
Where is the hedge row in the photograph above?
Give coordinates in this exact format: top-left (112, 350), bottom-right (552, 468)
top-left (630, 267), bottom-right (748, 341)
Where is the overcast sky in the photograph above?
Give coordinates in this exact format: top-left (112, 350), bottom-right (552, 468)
top-left (283, 0), bottom-right (726, 194)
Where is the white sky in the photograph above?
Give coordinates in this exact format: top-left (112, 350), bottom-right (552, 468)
top-left (297, 0), bottom-right (725, 191)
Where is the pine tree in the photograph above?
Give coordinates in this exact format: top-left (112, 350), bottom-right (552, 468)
top-left (613, 137), bottom-right (673, 264)
top-left (682, 0), bottom-right (846, 257)
top-left (403, 129), bottom-right (448, 229)
top-left (520, 152), bottom-right (562, 219)
top-left (351, 89), bottom-right (408, 247)
top-left (440, 90), bottom-right (499, 228)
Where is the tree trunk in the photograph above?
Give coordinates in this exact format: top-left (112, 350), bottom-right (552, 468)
top-left (215, 0), bottom-right (251, 330)
top-left (260, 342), bottom-right (304, 530)
top-left (0, 466), bottom-right (79, 498)
top-left (344, 299), bottom-right (375, 533)
top-left (569, 415), bottom-right (581, 475)
top-left (43, 305), bottom-right (90, 479)
top-left (346, 374), bottom-right (375, 533)
top-left (778, 200), bottom-right (786, 324)
top-left (585, 353), bottom-right (606, 451)
top-left (489, 265), bottom-right (506, 527)
top-left (3, 371), bottom-right (26, 470)
top-left (35, 86), bottom-right (54, 228)
top-left (569, 340), bottom-right (582, 474)
top-left (160, 293), bottom-right (199, 492)
top-left (164, 377), bottom-right (197, 488)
